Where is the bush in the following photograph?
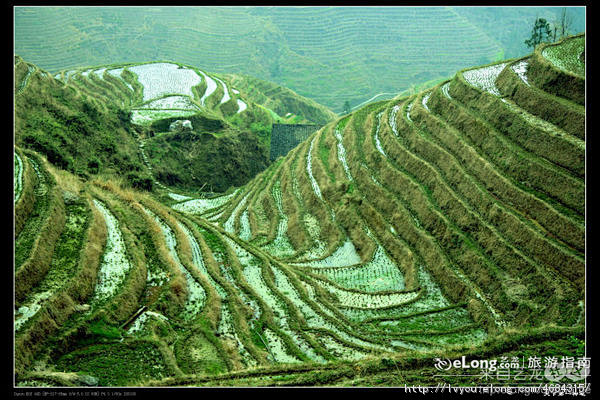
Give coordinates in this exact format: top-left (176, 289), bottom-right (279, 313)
top-left (219, 98), bottom-right (239, 116)
top-left (117, 109), bottom-right (132, 124)
top-left (126, 172), bottom-right (153, 191)
top-left (82, 101), bottom-right (100, 122)
top-left (250, 121), bottom-right (271, 141)
top-left (66, 113), bottom-right (93, 136)
top-left (87, 157), bottom-right (101, 174)
top-left (22, 132), bottom-right (74, 171)
top-left (88, 320), bottom-right (122, 340)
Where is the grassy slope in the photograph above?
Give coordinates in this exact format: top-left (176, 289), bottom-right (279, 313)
top-left (14, 57), bottom-right (151, 187)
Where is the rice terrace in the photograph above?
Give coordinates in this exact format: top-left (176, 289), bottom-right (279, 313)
top-left (13, 6), bottom-right (587, 391)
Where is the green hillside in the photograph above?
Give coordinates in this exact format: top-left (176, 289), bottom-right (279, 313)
top-left (14, 57), bottom-right (335, 193)
top-left (14, 6), bottom-right (584, 113)
top-left (14, 57), bottom-right (149, 185)
top-left (14, 35), bottom-right (585, 388)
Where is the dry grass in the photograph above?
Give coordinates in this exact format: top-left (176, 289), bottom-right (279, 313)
top-left (496, 61), bottom-right (584, 140)
top-left (416, 89), bottom-right (583, 292)
top-left (451, 72), bottom-right (584, 177)
top-left (437, 80), bottom-right (584, 252)
top-left (426, 86), bottom-right (584, 215)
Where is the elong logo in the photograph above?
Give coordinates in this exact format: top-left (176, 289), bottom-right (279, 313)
top-left (434, 356), bottom-right (498, 371)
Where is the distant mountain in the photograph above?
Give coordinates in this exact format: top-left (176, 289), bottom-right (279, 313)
top-left (14, 6), bottom-right (584, 112)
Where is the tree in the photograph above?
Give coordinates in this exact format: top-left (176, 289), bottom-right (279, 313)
top-left (551, 8), bottom-right (573, 42)
top-left (525, 18), bottom-right (553, 49)
top-left (343, 100), bottom-right (351, 115)
top-left (558, 8), bottom-right (573, 39)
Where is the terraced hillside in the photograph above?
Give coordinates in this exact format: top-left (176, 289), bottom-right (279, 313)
top-left (52, 61), bottom-right (334, 127)
top-left (14, 6), bottom-right (584, 113)
top-left (15, 56), bottom-right (335, 193)
top-left (14, 35), bottom-right (585, 387)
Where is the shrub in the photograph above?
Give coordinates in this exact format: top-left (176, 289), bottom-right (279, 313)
top-left (87, 157), bottom-right (101, 174)
top-left (22, 133), bottom-right (74, 172)
top-left (127, 173), bottom-right (153, 191)
top-left (117, 109), bottom-right (132, 124)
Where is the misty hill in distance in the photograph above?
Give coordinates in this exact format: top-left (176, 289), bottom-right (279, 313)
top-left (15, 6), bottom-right (584, 113)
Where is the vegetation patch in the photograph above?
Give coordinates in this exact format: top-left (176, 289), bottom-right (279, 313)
top-left (55, 341), bottom-right (169, 386)
top-left (146, 128), bottom-right (269, 192)
top-left (173, 190), bottom-right (239, 215)
top-left (315, 246), bottom-right (405, 293)
top-left (295, 240), bottom-right (360, 267)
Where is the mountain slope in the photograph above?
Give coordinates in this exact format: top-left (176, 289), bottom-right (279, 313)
top-left (14, 56), bottom-right (149, 184)
top-left (15, 57), bottom-right (335, 193)
top-left (14, 35), bottom-right (585, 387)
